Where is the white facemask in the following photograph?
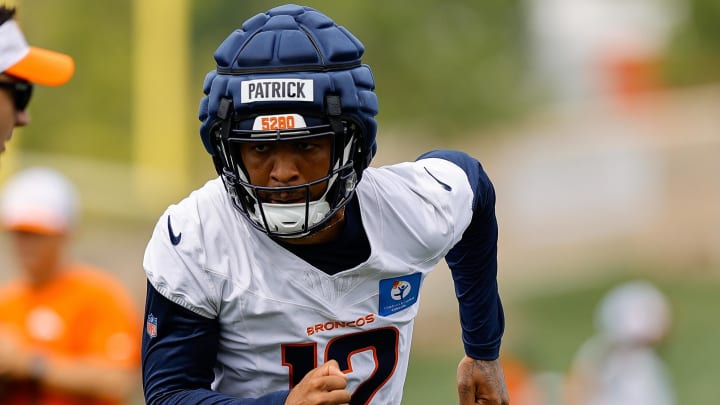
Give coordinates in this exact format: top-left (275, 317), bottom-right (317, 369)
top-left (249, 200), bottom-right (331, 236)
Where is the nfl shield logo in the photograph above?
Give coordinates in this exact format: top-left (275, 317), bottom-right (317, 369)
top-left (146, 313), bottom-right (158, 338)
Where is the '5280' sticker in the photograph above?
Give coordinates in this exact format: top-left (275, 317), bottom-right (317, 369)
top-left (252, 113), bottom-right (307, 131)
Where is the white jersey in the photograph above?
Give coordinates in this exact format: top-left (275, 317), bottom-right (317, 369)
top-left (143, 158), bottom-right (474, 403)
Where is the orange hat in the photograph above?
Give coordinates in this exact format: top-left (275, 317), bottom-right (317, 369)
top-left (1, 167), bottom-right (79, 235)
top-left (0, 20), bottom-right (74, 86)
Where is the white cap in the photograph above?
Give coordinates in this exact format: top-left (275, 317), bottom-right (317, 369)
top-left (596, 280), bottom-right (671, 344)
top-left (1, 167), bottom-right (79, 235)
top-left (0, 20), bottom-right (75, 86)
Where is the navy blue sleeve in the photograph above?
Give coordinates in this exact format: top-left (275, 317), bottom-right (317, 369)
top-left (417, 150), bottom-right (505, 360)
top-left (142, 281), bottom-right (290, 404)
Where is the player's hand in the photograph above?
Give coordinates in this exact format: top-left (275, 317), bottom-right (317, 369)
top-left (457, 356), bottom-right (509, 405)
top-left (284, 359), bottom-right (351, 405)
top-left (0, 329), bottom-right (32, 380)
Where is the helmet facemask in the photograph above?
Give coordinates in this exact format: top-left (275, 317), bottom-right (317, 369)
top-left (212, 106), bottom-right (363, 239)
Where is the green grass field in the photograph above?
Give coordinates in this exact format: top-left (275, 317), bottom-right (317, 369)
top-left (403, 268), bottom-right (720, 404)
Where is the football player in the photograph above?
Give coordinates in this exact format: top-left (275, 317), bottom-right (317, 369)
top-left (141, 4), bottom-right (508, 404)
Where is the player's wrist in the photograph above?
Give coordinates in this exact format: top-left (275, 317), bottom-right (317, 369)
top-left (26, 353), bottom-right (48, 382)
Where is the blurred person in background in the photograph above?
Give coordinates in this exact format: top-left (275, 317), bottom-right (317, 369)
top-left (0, 167), bottom-right (141, 404)
top-left (0, 4), bottom-right (74, 157)
top-left (141, 4), bottom-right (508, 404)
top-left (565, 280), bottom-right (675, 405)
top-left (524, 0), bottom-right (686, 107)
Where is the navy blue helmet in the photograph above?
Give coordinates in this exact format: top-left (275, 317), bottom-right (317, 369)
top-left (198, 4), bottom-right (379, 238)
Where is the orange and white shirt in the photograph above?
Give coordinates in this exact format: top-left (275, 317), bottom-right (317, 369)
top-left (0, 264), bottom-right (141, 405)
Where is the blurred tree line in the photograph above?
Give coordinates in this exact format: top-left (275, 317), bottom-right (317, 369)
top-left (13, 0), bottom-right (720, 163)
